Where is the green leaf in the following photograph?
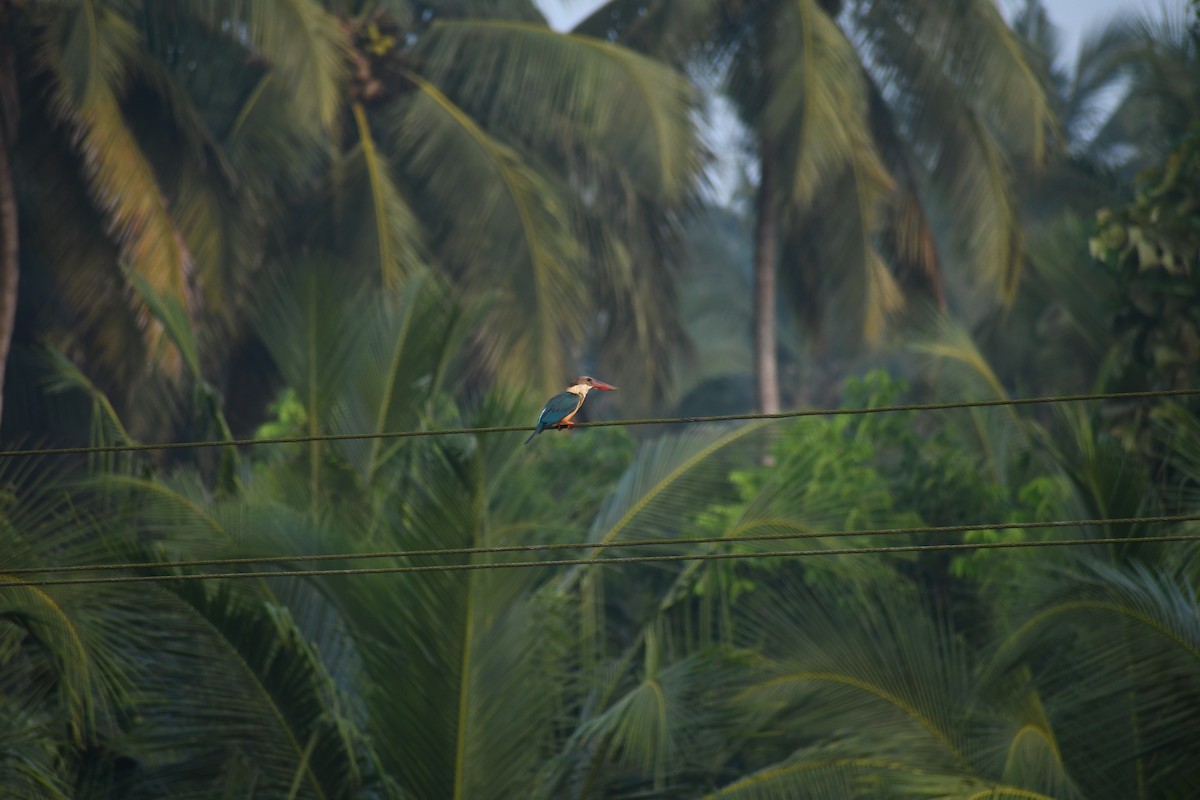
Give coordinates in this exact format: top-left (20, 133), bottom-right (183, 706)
top-left (37, 4), bottom-right (194, 359)
top-left (192, 0), bottom-right (347, 129)
top-left (388, 73), bottom-right (587, 391)
top-left (350, 103), bottom-right (427, 289)
top-left (417, 18), bottom-right (702, 204)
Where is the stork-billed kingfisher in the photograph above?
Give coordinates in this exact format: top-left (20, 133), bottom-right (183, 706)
top-left (525, 376), bottom-right (617, 445)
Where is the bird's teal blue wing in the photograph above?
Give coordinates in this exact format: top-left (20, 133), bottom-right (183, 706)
top-left (526, 391), bottom-right (581, 445)
top-left (538, 391), bottom-right (581, 426)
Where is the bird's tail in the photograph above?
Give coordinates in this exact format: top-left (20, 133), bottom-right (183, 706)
top-left (524, 427), bottom-right (540, 445)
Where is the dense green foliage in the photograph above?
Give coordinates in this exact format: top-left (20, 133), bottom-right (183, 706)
top-left (2, 0), bottom-right (1200, 798)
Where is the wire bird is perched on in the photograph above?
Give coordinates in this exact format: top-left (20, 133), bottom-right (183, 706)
top-left (525, 376), bottom-right (617, 445)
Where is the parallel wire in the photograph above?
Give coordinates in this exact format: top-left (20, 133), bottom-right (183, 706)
top-left (3, 387), bottom-right (1197, 459)
top-left (5, 514), bottom-right (1198, 577)
top-left (8, 534), bottom-right (1199, 588)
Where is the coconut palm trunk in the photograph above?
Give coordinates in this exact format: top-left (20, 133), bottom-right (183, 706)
top-left (753, 146), bottom-right (781, 414)
top-left (0, 34), bottom-right (17, 429)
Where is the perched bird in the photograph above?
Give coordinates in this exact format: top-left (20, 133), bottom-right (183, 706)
top-left (525, 376), bottom-right (617, 445)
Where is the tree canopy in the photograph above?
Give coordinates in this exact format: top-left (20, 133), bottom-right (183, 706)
top-left (2, 0), bottom-right (1200, 797)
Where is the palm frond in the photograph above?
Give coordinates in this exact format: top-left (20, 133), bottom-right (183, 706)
top-left (910, 312), bottom-right (1026, 483)
top-left (706, 573), bottom-right (1105, 798)
top-left (330, 434), bottom-right (569, 798)
top-left (974, 686), bottom-right (1086, 800)
top-left (37, 6), bottom-right (193, 354)
top-left (387, 73), bottom-right (586, 391)
top-left (0, 697), bottom-right (70, 799)
top-left (38, 346), bottom-right (135, 451)
top-left (1063, 20), bottom-right (1141, 147)
top-left (856, 0), bottom-right (1054, 304)
top-left (1024, 214), bottom-right (1115, 365)
top-left (866, 75), bottom-right (945, 305)
top-left (392, 16), bottom-right (703, 397)
top-left (734, 0), bottom-right (890, 211)
top-left (572, 629), bottom-right (742, 794)
top-left (858, 0), bottom-right (1052, 160)
top-left (126, 270), bottom-right (201, 379)
top-left (14, 117), bottom-right (154, 397)
top-left (737, 577), bottom-right (975, 771)
top-left (329, 270), bottom-right (476, 485)
top-left (576, 200), bottom-right (692, 411)
top-left (222, 71), bottom-right (328, 191)
top-left (1086, 5), bottom-right (1200, 164)
top-left (779, 161), bottom-right (901, 348)
top-left (416, 17), bottom-right (702, 204)
top-left (348, 103), bottom-right (426, 289)
top-left (106, 581), bottom-right (372, 799)
top-left (707, 754), bottom-right (997, 799)
top-left (990, 559), bottom-right (1200, 797)
top-left (1155, 403), bottom-right (1200, 494)
top-left (192, 0), bottom-right (347, 129)
top-left (0, 579), bottom-right (99, 745)
top-left (1038, 407), bottom-right (1151, 529)
top-left (124, 41), bottom-right (278, 343)
top-left (565, 423), bottom-right (769, 571)
top-left (253, 258), bottom-right (367, 503)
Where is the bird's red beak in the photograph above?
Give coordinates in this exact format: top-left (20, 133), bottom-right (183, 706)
top-left (592, 380), bottom-right (617, 391)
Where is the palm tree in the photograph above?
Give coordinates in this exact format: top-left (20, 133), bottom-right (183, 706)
top-left (0, 471), bottom-right (379, 796)
top-left (3, 0), bottom-right (341, 437)
top-left (302, 1), bottom-right (704, 402)
top-left (1082, 1), bottom-right (1200, 171)
top-left (27, 260), bottom-right (864, 795)
top-left (6, 0), bottom-right (704, 443)
top-left (925, 1), bottom-right (1200, 424)
top-left (582, 0), bottom-right (1052, 412)
top-left (0, 5), bottom-right (16, 431)
top-left (29, 263), bottom-right (1200, 796)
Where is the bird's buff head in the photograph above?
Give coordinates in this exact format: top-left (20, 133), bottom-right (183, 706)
top-left (569, 376), bottom-right (617, 395)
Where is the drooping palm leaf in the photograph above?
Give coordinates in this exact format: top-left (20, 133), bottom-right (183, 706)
top-left (733, 0), bottom-right (891, 212)
top-left (1086, 5), bottom-right (1200, 167)
top-left (329, 428), bottom-right (570, 798)
top-left (909, 312), bottom-right (1027, 484)
top-left (0, 696), bottom-right (70, 799)
top-left (853, 0), bottom-right (1053, 304)
top-left (562, 422), bottom-right (770, 580)
top-left (723, 573), bottom-right (1085, 798)
top-left (387, 73), bottom-right (586, 391)
top-left (990, 559), bottom-right (1200, 798)
top-left (253, 259), bottom-right (368, 506)
top-left (0, 579), bottom-right (100, 745)
top-left (348, 103), bottom-right (426, 289)
top-left (91, 580), bottom-right (372, 799)
top-left (415, 17), bottom-right (702, 204)
top-left (568, 627), bottom-right (745, 796)
top-left (1038, 408), bottom-right (1152, 537)
top-left (36, 5), bottom-right (194, 344)
top-left (38, 347), bottom-right (135, 452)
top-left (778, 160), bottom-right (902, 347)
top-left (190, 0), bottom-right (347, 130)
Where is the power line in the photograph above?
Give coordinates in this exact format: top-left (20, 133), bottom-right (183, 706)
top-left (3, 387), bottom-right (1198, 459)
top-left (6, 534), bottom-right (1198, 588)
top-left (5, 514), bottom-right (1197, 577)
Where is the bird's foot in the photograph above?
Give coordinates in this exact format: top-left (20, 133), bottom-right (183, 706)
top-left (554, 421), bottom-right (575, 430)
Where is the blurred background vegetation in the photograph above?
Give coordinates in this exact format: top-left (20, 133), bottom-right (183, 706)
top-left (2, 0), bottom-right (1200, 797)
